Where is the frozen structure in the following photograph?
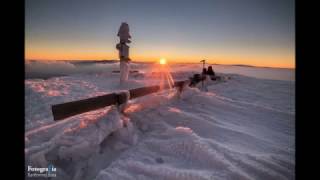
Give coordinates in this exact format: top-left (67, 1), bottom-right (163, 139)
top-left (116, 22), bottom-right (132, 84)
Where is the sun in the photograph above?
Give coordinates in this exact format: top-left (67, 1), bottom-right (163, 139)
top-left (159, 58), bottom-right (167, 65)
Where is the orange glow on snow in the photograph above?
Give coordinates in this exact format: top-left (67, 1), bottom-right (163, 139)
top-left (47, 90), bottom-right (61, 96)
top-left (124, 104), bottom-right (142, 113)
top-left (79, 120), bottom-right (88, 129)
top-left (168, 107), bottom-right (182, 113)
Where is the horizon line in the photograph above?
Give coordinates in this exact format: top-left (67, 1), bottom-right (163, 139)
top-left (25, 59), bottom-right (295, 70)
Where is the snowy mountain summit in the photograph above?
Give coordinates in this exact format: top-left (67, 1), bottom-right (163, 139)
top-left (25, 64), bottom-right (294, 180)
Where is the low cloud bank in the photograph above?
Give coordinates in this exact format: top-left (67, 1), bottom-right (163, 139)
top-left (25, 60), bottom-right (294, 81)
top-left (25, 60), bottom-right (122, 79)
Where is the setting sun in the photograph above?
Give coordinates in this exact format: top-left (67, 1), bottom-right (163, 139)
top-left (159, 58), bottom-right (167, 65)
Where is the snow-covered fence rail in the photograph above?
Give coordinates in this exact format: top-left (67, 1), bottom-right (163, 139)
top-left (52, 80), bottom-right (191, 121)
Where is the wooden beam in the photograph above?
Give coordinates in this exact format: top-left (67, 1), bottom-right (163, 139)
top-left (52, 93), bottom-right (118, 121)
top-left (52, 80), bottom-right (190, 121)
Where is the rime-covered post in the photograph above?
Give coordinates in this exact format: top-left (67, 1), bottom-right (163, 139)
top-left (116, 22), bottom-right (132, 85)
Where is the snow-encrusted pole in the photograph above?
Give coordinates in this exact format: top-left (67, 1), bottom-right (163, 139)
top-left (116, 22), bottom-right (132, 85)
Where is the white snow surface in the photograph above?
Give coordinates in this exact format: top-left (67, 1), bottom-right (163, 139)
top-left (25, 65), bottom-right (295, 180)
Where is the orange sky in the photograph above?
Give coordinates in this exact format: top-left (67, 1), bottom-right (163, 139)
top-left (25, 34), bottom-right (295, 69)
top-left (25, 45), bottom-right (295, 69)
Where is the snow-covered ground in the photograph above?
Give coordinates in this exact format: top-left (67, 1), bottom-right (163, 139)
top-left (25, 62), bottom-right (295, 180)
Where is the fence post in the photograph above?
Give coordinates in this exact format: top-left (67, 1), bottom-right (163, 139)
top-left (115, 90), bottom-right (130, 113)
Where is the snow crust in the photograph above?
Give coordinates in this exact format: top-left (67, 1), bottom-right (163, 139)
top-left (25, 65), bottom-right (294, 180)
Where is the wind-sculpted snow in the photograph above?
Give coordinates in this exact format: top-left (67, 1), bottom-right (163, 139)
top-left (25, 70), bottom-right (294, 180)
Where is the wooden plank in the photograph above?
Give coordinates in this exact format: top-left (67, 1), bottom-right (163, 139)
top-left (129, 80), bottom-right (189, 99)
top-left (129, 85), bottom-right (160, 99)
top-left (52, 79), bottom-right (191, 121)
top-left (52, 93), bottom-right (118, 121)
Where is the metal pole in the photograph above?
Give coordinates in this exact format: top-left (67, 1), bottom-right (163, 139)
top-left (200, 60), bottom-right (206, 90)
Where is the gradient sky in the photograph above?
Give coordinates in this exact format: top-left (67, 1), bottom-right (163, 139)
top-left (25, 0), bottom-right (295, 68)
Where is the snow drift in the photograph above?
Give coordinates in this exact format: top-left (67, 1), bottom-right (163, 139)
top-left (25, 65), bottom-right (294, 180)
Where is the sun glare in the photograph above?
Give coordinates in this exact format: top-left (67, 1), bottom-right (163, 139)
top-left (159, 58), bottom-right (167, 65)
